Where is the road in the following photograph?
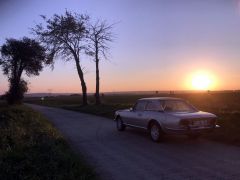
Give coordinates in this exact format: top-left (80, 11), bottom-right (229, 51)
top-left (27, 104), bottom-right (240, 180)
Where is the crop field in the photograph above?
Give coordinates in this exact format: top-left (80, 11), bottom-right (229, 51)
top-left (25, 92), bottom-right (240, 146)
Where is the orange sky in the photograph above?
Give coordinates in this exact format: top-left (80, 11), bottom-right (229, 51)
top-left (1, 0), bottom-right (240, 94)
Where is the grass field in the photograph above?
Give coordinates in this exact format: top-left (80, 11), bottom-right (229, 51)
top-left (25, 92), bottom-right (240, 146)
top-left (0, 102), bottom-right (96, 180)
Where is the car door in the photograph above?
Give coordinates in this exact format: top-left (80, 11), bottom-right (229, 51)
top-left (140, 100), bottom-right (163, 127)
top-left (126, 100), bottom-right (147, 127)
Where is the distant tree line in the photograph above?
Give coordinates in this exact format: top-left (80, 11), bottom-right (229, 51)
top-left (0, 10), bottom-right (114, 105)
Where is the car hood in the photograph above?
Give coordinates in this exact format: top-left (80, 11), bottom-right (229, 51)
top-left (167, 111), bottom-right (217, 119)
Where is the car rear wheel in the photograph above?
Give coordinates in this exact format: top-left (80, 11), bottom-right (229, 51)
top-left (116, 117), bottom-right (126, 131)
top-left (150, 122), bottom-right (163, 142)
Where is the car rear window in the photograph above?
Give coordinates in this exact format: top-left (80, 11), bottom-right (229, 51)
top-left (161, 100), bottom-right (197, 112)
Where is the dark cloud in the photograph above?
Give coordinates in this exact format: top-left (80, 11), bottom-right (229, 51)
top-left (0, 0), bottom-right (30, 12)
top-left (0, 0), bottom-right (15, 7)
top-left (0, 0), bottom-right (17, 14)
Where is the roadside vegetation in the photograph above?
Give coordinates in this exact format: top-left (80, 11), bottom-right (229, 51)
top-left (0, 11), bottom-right (114, 106)
top-left (25, 92), bottom-right (240, 146)
top-left (0, 102), bottom-right (96, 180)
top-left (0, 37), bottom-right (50, 105)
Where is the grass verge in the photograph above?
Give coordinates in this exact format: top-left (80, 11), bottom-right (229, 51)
top-left (0, 102), bottom-right (96, 180)
top-left (62, 104), bottom-right (131, 119)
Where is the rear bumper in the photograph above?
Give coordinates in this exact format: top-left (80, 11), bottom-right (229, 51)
top-left (164, 125), bottom-right (220, 135)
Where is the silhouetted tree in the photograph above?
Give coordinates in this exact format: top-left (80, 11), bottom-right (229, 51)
top-left (0, 37), bottom-right (48, 104)
top-left (32, 11), bottom-right (89, 105)
top-left (87, 20), bottom-right (114, 105)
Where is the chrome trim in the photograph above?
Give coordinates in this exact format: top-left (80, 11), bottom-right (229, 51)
top-left (166, 126), bottom-right (215, 131)
top-left (164, 125), bottom-right (218, 134)
top-left (123, 123), bottom-right (147, 130)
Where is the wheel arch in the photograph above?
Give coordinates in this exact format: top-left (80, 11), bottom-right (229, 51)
top-left (114, 114), bottom-right (121, 121)
top-left (147, 119), bottom-right (162, 131)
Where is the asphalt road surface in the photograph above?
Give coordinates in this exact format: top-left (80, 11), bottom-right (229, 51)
top-left (27, 104), bottom-right (240, 180)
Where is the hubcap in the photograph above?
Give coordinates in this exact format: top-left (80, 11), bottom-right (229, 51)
top-left (151, 125), bottom-right (159, 140)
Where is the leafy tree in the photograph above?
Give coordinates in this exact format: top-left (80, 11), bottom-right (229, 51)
top-left (0, 37), bottom-right (48, 104)
top-left (87, 20), bottom-right (114, 105)
top-left (32, 11), bottom-right (89, 105)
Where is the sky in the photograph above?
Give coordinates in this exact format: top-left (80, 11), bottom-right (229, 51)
top-left (0, 0), bottom-right (240, 94)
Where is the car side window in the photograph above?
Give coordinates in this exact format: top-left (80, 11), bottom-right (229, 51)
top-left (145, 101), bottom-right (161, 111)
top-left (134, 101), bottom-right (146, 111)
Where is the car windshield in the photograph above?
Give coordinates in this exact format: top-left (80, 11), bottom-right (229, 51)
top-left (161, 100), bottom-right (197, 112)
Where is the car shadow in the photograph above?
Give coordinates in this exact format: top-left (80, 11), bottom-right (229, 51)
top-left (118, 127), bottom-right (208, 145)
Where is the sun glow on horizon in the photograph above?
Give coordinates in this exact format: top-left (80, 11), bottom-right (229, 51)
top-left (190, 71), bottom-right (215, 90)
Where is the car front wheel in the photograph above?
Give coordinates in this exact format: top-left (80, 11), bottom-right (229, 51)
top-left (150, 122), bottom-right (163, 142)
top-left (116, 117), bottom-right (126, 131)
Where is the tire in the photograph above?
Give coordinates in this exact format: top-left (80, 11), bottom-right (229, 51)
top-left (188, 133), bottom-right (201, 140)
top-left (149, 122), bottom-right (164, 142)
top-left (116, 117), bottom-right (126, 131)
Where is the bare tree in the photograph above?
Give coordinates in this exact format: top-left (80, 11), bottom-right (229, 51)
top-left (32, 11), bottom-right (89, 105)
top-left (87, 20), bottom-right (114, 105)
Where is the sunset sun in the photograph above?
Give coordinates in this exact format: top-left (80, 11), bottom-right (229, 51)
top-left (191, 72), bottom-right (213, 90)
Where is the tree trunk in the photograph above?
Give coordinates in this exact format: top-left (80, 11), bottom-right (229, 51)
top-left (8, 75), bottom-right (21, 104)
top-left (95, 44), bottom-right (101, 105)
top-left (95, 58), bottom-right (101, 105)
top-left (74, 57), bottom-right (88, 106)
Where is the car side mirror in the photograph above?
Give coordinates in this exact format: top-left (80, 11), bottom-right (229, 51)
top-left (130, 107), bottom-right (133, 111)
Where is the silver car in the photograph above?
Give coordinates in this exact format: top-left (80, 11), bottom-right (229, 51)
top-left (114, 97), bottom-right (219, 142)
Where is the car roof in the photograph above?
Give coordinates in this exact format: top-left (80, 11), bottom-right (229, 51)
top-left (139, 97), bottom-right (183, 101)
